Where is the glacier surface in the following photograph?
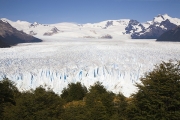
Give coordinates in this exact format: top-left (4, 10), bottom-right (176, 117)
top-left (0, 38), bottom-right (180, 97)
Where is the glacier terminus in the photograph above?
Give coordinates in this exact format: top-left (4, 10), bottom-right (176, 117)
top-left (0, 39), bottom-right (180, 97)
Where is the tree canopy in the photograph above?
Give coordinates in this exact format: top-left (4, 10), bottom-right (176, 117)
top-left (61, 82), bottom-right (87, 102)
top-left (3, 87), bottom-right (65, 120)
top-left (0, 78), bottom-right (18, 119)
top-left (130, 61), bottom-right (180, 120)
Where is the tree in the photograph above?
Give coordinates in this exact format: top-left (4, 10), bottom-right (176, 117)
top-left (3, 86), bottom-right (65, 120)
top-left (61, 82), bottom-right (87, 102)
top-left (85, 82), bottom-right (114, 119)
top-left (62, 101), bottom-right (88, 120)
top-left (130, 61), bottom-right (180, 120)
top-left (87, 101), bottom-right (108, 120)
top-left (0, 78), bottom-right (18, 119)
top-left (0, 78), bottom-right (17, 105)
top-left (112, 93), bottom-right (128, 120)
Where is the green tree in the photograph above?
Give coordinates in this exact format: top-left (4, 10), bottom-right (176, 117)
top-left (130, 61), bottom-right (180, 120)
top-left (61, 82), bottom-right (87, 102)
top-left (62, 101), bottom-right (88, 120)
top-left (0, 78), bottom-right (18, 119)
top-left (87, 101), bottom-right (108, 120)
top-left (3, 86), bottom-right (65, 120)
top-left (0, 78), bottom-right (18, 104)
top-left (112, 93), bottom-right (128, 120)
top-left (85, 82), bottom-right (114, 119)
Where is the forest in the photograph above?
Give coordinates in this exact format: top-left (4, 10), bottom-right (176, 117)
top-left (0, 61), bottom-right (180, 120)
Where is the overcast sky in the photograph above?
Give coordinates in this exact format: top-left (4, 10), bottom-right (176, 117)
top-left (0, 0), bottom-right (180, 24)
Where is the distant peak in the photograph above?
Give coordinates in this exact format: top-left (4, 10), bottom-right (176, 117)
top-left (1, 18), bottom-right (8, 20)
top-left (33, 22), bottom-right (38, 25)
top-left (1, 18), bottom-right (10, 23)
top-left (153, 14), bottom-right (172, 23)
top-left (157, 13), bottom-right (168, 16)
top-left (156, 14), bottom-right (171, 19)
top-left (163, 13), bottom-right (169, 16)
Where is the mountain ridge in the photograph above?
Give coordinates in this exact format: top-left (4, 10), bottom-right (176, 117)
top-left (0, 20), bottom-right (42, 47)
top-left (1, 14), bottom-right (180, 40)
top-left (157, 25), bottom-right (180, 42)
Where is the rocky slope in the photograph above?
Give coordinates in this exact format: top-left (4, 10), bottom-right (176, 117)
top-left (0, 38), bottom-right (10, 48)
top-left (0, 20), bottom-right (42, 47)
top-left (157, 26), bottom-right (180, 42)
top-left (131, 14), bottom-right (180, 39)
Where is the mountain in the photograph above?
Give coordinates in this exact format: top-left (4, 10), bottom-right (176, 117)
top-left (0, 20), bottom-right (42, 47)
top-left (1, 18), bottom-right (132, 39)
top-left (0, 18), bottom-right (143, 39)
top-left (0, 39), bottom-right (10, 48)
top-left (157, 26), bottom-right (180, 42)
top-left (43, 27), bottom-right (60, 36)
top-left (131, 14), bottom-right (180, 39)
top-left (1, 14), bottom-right (180, 40)
top-left (125, 20), bottom-right (145, 34)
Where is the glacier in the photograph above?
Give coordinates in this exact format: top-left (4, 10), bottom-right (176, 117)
top-left (0, 38), bottom-right (180, 97)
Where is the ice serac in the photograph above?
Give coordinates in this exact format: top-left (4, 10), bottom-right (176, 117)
top-left (0, 63), bottom-right (143, 97)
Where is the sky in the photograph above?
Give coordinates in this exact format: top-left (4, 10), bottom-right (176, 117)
top-left (0, 0), bottom-right (180, 24)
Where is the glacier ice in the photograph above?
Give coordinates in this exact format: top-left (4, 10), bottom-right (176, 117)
top-left (0, 38), bottom-right (180, 97)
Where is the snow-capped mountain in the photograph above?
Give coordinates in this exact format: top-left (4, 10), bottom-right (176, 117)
top-left (1, 18), bottom-right (54, 37)
top-left (0, 20), bottom-right (42, 47)
top-left (1, 14), bottom-right (180, 39)
top-left (0, 18), bottom-right (134, 39)
top-left (125, 20), bottom-right (145, 34)
top-left (157, 25), bottom-right (180, 41)
top-left (131, 14), bottom-right (180, 39)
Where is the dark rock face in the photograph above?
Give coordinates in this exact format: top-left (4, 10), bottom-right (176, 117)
top-left (160, 19), bottom-right (177, 30)
top-left (0, 38), bottom-right (10, 48)
top-left (157, 26), bottom-right (180, 42)
top-left (29, 31), bottom-right (37, 35)
top-left (0, 20), bottom-right (42, 47)
top-left (43, 27), bottom-right (59, 36)
top-left (100, 34), bottom-right (113, 39)
top-left (131, 18), bottom-right (178, 39)
top-left (125, 20), bottom-right (145, 34)
top-left (131, 25), bottom-right (165, 39)
top-left (103, 21), bottom-right (113, 29)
